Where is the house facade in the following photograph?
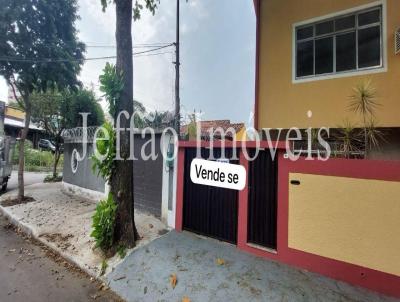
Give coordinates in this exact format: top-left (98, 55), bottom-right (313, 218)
top-left (173, 1), bottom-right (400, 299)
top-left (254, 0), bottom-right (400, 159)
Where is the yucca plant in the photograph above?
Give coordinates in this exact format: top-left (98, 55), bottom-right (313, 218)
top-left (365, 119), bottom-right (386, 150)
top-left (336, 120), bottom-right (363, 158)
top-left (349, 79), bottom-right (383, 157)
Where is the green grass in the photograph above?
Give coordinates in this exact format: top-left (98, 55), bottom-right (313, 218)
top-left (12, 141), bottom-right (64, 173)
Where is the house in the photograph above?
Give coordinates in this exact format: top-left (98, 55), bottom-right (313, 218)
top-left (180, 119), bottom-right (246, 141)
top-left (3, 103), bottom-right (44, 148)
top-left (173, 1), bottom-right (400, 299)
top-left (253, 0), bottom-right (400, 159)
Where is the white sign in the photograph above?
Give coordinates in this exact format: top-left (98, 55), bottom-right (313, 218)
top-left (190, 158), bottom-right (246, 191)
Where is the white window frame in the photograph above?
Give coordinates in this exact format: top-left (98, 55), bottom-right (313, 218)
top-left (292, 0), bottom-right (387, 84)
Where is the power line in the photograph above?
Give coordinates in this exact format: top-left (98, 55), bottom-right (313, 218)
top-left (86, 43), bottom-right (173, 49)
top-left (0, 44), bottom-right (174, 63)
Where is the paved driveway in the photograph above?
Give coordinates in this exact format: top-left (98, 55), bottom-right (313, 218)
top-left (107, 231), bottom-right (398, 302)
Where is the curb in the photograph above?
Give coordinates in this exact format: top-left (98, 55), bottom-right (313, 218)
top-left (0, 204), bottom-right (101, 280)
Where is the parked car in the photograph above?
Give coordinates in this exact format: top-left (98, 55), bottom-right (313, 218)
top-left (0, 136), bottom-right (16, 192)
top-left (38, 139), bottom-right (56, 152)
top-left (38, 139), bottom-right (64, 153)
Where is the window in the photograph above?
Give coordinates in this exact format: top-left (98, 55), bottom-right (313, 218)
top-left (295, 6), bottom-right (383, 80)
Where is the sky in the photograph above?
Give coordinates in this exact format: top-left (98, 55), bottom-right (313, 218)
top-left (0, 0), bottom-right (256, 124)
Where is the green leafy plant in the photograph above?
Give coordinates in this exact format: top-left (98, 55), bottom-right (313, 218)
top-left (91, 193), bottom-right (118, 252)
top-left (12, 141), bottom-right (64, 173)
top-left (100, 259), bottom-right (108, 276)
top-left (91, 122), bottom-right (116, 181)
top-left (99, 63), bottom-right (124, 118)
top-left (117, 244), bottom-right (127, 259)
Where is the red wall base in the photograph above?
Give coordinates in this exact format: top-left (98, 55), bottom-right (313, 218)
top-left (175, 144), bottom-right (400, 298)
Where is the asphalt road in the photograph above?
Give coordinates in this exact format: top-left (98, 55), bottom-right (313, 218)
top-left (0, 212), bottom-right (122, 302)
top-left (7, 171), bottom-right (47, 192)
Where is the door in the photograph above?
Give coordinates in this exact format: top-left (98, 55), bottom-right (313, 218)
top-left (182, 147), bottom-right (239, 244)
top-left (133, 134), bottom-right (163, 217)
top-left (247, 149), bottom-right (278, 249)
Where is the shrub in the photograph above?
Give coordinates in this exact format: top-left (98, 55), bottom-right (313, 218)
top-left (12, 141), bottom-right (64, 172)
top-left (44, 174), bottom-right (63, 183)
top-left (91, 193), bottom-right (117, 252)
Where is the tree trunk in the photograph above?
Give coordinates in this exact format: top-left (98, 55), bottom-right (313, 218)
top-left (53, 151), bottom-right (60, 178)
top-left (111, 0), bottom-right (138, 248)
top-left (18, 94), bottom-right (31, 200)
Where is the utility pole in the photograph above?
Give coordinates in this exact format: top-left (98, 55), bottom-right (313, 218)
top-left (174, 0), bottom-right (180, 137)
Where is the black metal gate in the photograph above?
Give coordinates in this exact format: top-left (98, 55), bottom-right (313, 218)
top-left (132, 133), bottom-right (163, 217)
top-left (182, 148), bottom-right (239, 244)
top-left (247, 149), bottom-right (278, 249)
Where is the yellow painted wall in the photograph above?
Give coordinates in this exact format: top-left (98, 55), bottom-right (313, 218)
top-left (5, 106), bottom-right (25, 120)
top-left (288, 173), bottom-right (400, 276)
top-left (258, 0), bottom-right (400, 128)
top-left (235, 127), bottom-right (247, 141)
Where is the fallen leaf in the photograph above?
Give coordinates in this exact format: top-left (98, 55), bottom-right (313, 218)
top-left (169, 273), bottom-right (177, 289)
top-left (216, 258), bottom-right (225, 266)
top-left (182, 296), bottom-right (191, 302)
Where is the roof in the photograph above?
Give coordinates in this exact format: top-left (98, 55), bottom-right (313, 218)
top-left (181, 120), bottom-right (245, 140)
top-left (4, 117), bottom-right (43, 131)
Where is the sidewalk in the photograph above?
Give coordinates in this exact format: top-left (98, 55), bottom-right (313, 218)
top-left (107, 230), bottom-right (399, 302)
top-left (0, 182), bottom-right (168, 278)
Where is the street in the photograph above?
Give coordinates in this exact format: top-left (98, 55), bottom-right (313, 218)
top-left (7, 171), bottom-right (47, 192)
top-left (0, 212), bottom-right (121, 302)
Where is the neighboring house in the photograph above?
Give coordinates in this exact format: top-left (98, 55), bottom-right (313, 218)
top-left (253, 0), bottom-right (400, 159)
top-left (4, 104), bottom-right (44, 148)
top-left (180, 120), bottom-right (245, 141)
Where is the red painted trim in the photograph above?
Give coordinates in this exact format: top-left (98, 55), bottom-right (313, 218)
top-left (281, 156), bottom-right (400, 182)
top-left (177, 140), bottom-right (286, 150)
top-left (175, 147), bottom-right (185, 231)
top-left (237, 151), bottom-right (249, 248)
top-left (254, 0), bottom-right (261, 130)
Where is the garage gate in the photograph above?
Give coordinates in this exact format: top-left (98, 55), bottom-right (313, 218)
top-left (182, 148), bottom-right (239, 244)
top-left (182, 147), bottom-right (278, 248)
top-left (132, 133), bottom-right (164, 217)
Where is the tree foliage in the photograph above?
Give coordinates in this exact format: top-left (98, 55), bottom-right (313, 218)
top-left (0, 0), bottom-right (85, 96)
top-left (99, 63), bottom-right (124, 118)
top-left (62, 89), bottom-right (105, 128)
top-left (100, 0), bottom-right (159, 20)
top-left (31, 88), bottom-right (104, 177)
top-left (91, 121), bottom-right (116, 181)
top-left (0, 0), bottom-right (85, 198)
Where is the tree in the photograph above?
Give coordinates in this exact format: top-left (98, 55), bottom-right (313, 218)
top-left (0, 0), bottom-right (85, 199)
top-left (100, 0), bottom-right (159, 248)
top-left (31, 89), bottom-right (104, 177)
top-left (62, 88), bottom-right (105, 128)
